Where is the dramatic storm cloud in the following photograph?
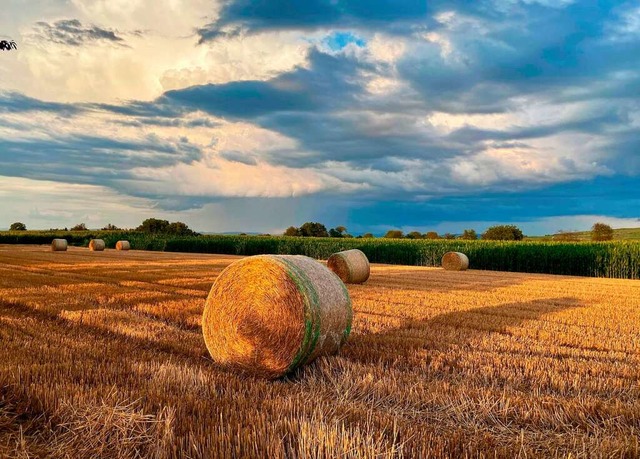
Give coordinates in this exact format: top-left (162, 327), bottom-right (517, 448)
top-left (0, 0), bottom-right (639, 234)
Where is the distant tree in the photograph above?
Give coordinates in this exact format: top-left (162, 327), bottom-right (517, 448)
top-left (443, 233), bottom-right (456, 240)
top-left (424, 231), bottom-right (440, 240)
top-left (135, 218), bottom-right (195, 235)
top-left (137, 218), bottom-right (170, 234)
top-left (553, 230), bottom-right (579, 242)
top-left (70, 223), bottom-right (87, 231)
top-left (299, 222), bottom-right (329, 238)
top-left (329, 226), bottom-right (348, 238)
top-left (591, 222), bottom-right (614, 241)
top-left (166, 221), bottom-right (196, 236)
top-left (406, 231), bottom-right (423, 239)
top-left (482, 225), bottom-right (524, 241)
top-left (284, 226), bottom-right (301, 237)
top-left (101, 223), bottom-right (120, 231)
top-left (384, 230), bottom-right (404, 239)
top-left (361, 233), bottom-right (375, 238)
top-left (9, 222), bottom-right (26, 231)
top-left (460, 229), bottom-right (477, 240)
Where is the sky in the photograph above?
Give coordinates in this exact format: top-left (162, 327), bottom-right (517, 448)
top-left (1, 0), bottom-right (639, 235)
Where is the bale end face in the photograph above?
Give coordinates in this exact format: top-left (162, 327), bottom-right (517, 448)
top-left (89, 239), bottom-right (105, 251)
top-left (202, 255), bottom-right (352, 379)
top-left (51, 239), bottom-right (68, 252)
top-left (327, 249), bottom-right (370, 284)
top-left (115, 241), bottom-right (130, 251)
top-left (442, 252), bottom-right (469, 271)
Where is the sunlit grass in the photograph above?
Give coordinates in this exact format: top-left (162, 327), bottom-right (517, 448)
top-left (1, 245), bottom-right (639, 458)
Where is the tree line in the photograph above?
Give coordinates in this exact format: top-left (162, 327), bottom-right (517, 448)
top-left (7, 218), bottom-right (197, 236)
top-left (7, 220), bottom-right (616, 241)
top-left (284, 222), bottom-right (617, 241)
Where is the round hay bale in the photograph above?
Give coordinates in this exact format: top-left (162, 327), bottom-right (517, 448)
top-left (327, 249), bottom-right (370, 284)
top-left (202, 254), bottom-right (352, 379)
top-left (442, 252), bottom-right (469, 271)
top-left (88, 239), bottom-right (105, 251)
top-left (115, 240), bottom-right (130, 251)
top-left (51, 239), bottom-right (68, 252)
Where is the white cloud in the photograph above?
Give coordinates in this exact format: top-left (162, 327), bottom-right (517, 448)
top-left (130, 156), bottom-right (366, 199)
top-left (1, 0), bottom-right (309, 103)
top-left (607, 4), bottom-right (640, 42)
top-left (0, 175), bottom-right (344, 233)
top-left (0, 104), bottom-right (365, 199)
top-left (70, 0), bottom-right (218, 36)
top-left (449, 133), bottom-right (612, 187)
top-left (367, 34), bottom-right (406, 63)
top-left (0, 176), bottom-right (159, 229)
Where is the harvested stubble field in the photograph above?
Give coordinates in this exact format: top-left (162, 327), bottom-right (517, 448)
top-left (1, 245), bottom-right (639, 458)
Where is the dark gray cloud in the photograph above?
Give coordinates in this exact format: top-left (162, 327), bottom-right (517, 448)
top-left (219, 150), bottom-right (258, 165)
top-left (160, 50), bottom-right (459, 168)
top-left (162, 50), bottom-right (364, 117)
top-left (113, 116), bottom-right (220, 129)
top-left (0, 92), bottom-right (82, 115)
top-left (398, 1), bottom-right (640, 112)
top-left (0, 132), bottom-right (201, 188)
top-left (198, 0), bottom-right (434, 42)
top-left (32, 19), bottom-right (124, 46)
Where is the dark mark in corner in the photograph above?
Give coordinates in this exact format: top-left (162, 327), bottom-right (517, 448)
top-left (0, 40), bottom-right (17, 51)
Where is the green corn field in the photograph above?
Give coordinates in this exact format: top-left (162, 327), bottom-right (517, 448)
top-left (1, 231), bottom-right (639, 279)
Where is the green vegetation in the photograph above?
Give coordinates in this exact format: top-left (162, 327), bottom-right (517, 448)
top-left (328, 226), bottom-right (351, 238)
top-left (549, 227), bottom-right (640, 241)
top-left (591, 222), bottom-right (614, 241)
top-left (0, 230), bottom-right (137, 248)
top-left (284, 222), bottom-right (329, 237)
top-left (1, 231), bottom-right (639, 279)
top-left (460, 229), bottom-right (478, 240)
top-left (9, 222), bottom-right (26, 231)
top-left (482, 225), bottom-right (524, 241)
top-left (137, 218), bottom-right (197, 236)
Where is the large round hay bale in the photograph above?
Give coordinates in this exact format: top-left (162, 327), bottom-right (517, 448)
top-left (51, 239), bottom-right (68, 252)
top-left (442, 252), bottom-right (469, 271)
top-left (202, 255), bottom-right (352, 379)
top-left (89, 239), bottom-right (105, 251)
top-left (115, 240), bottom-right (130, 251)
top-left (327, 249), bottom-right (370, 284)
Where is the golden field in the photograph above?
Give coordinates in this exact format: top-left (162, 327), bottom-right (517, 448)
top-left (1, 245), bottom-right (639, 458)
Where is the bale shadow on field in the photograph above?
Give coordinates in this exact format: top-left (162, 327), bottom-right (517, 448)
top-left (341, 297), bottom-right (584, 366)
top-left (362, 267), bottom-right (529, 294)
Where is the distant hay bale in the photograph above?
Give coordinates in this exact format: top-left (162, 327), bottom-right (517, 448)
top-left (202, 254), bottom-right (352, 379)
top-left (442, 252), bottom-right (469, 271)
top-left (327, 249), bottom-right (370, 284)
top-left (89, 239), bottom-right (105, 251)
top-left (115, 241), bottom-right (130, 251)
top-left (51, 239), bottom-right (68, 252)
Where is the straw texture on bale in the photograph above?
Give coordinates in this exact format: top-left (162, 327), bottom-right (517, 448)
top-left (202, 254), bottom-right (352, 379)
top-left (51, 239), bottom-right (68, 252)
top-left (327, 249), bottom-right (370, 284)
top-left (442, 252), bottom-right (469, 271)
top-left (89, 239), bottom-right (105, 251)
top-left (115, 241), bottom-right (130, 251)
